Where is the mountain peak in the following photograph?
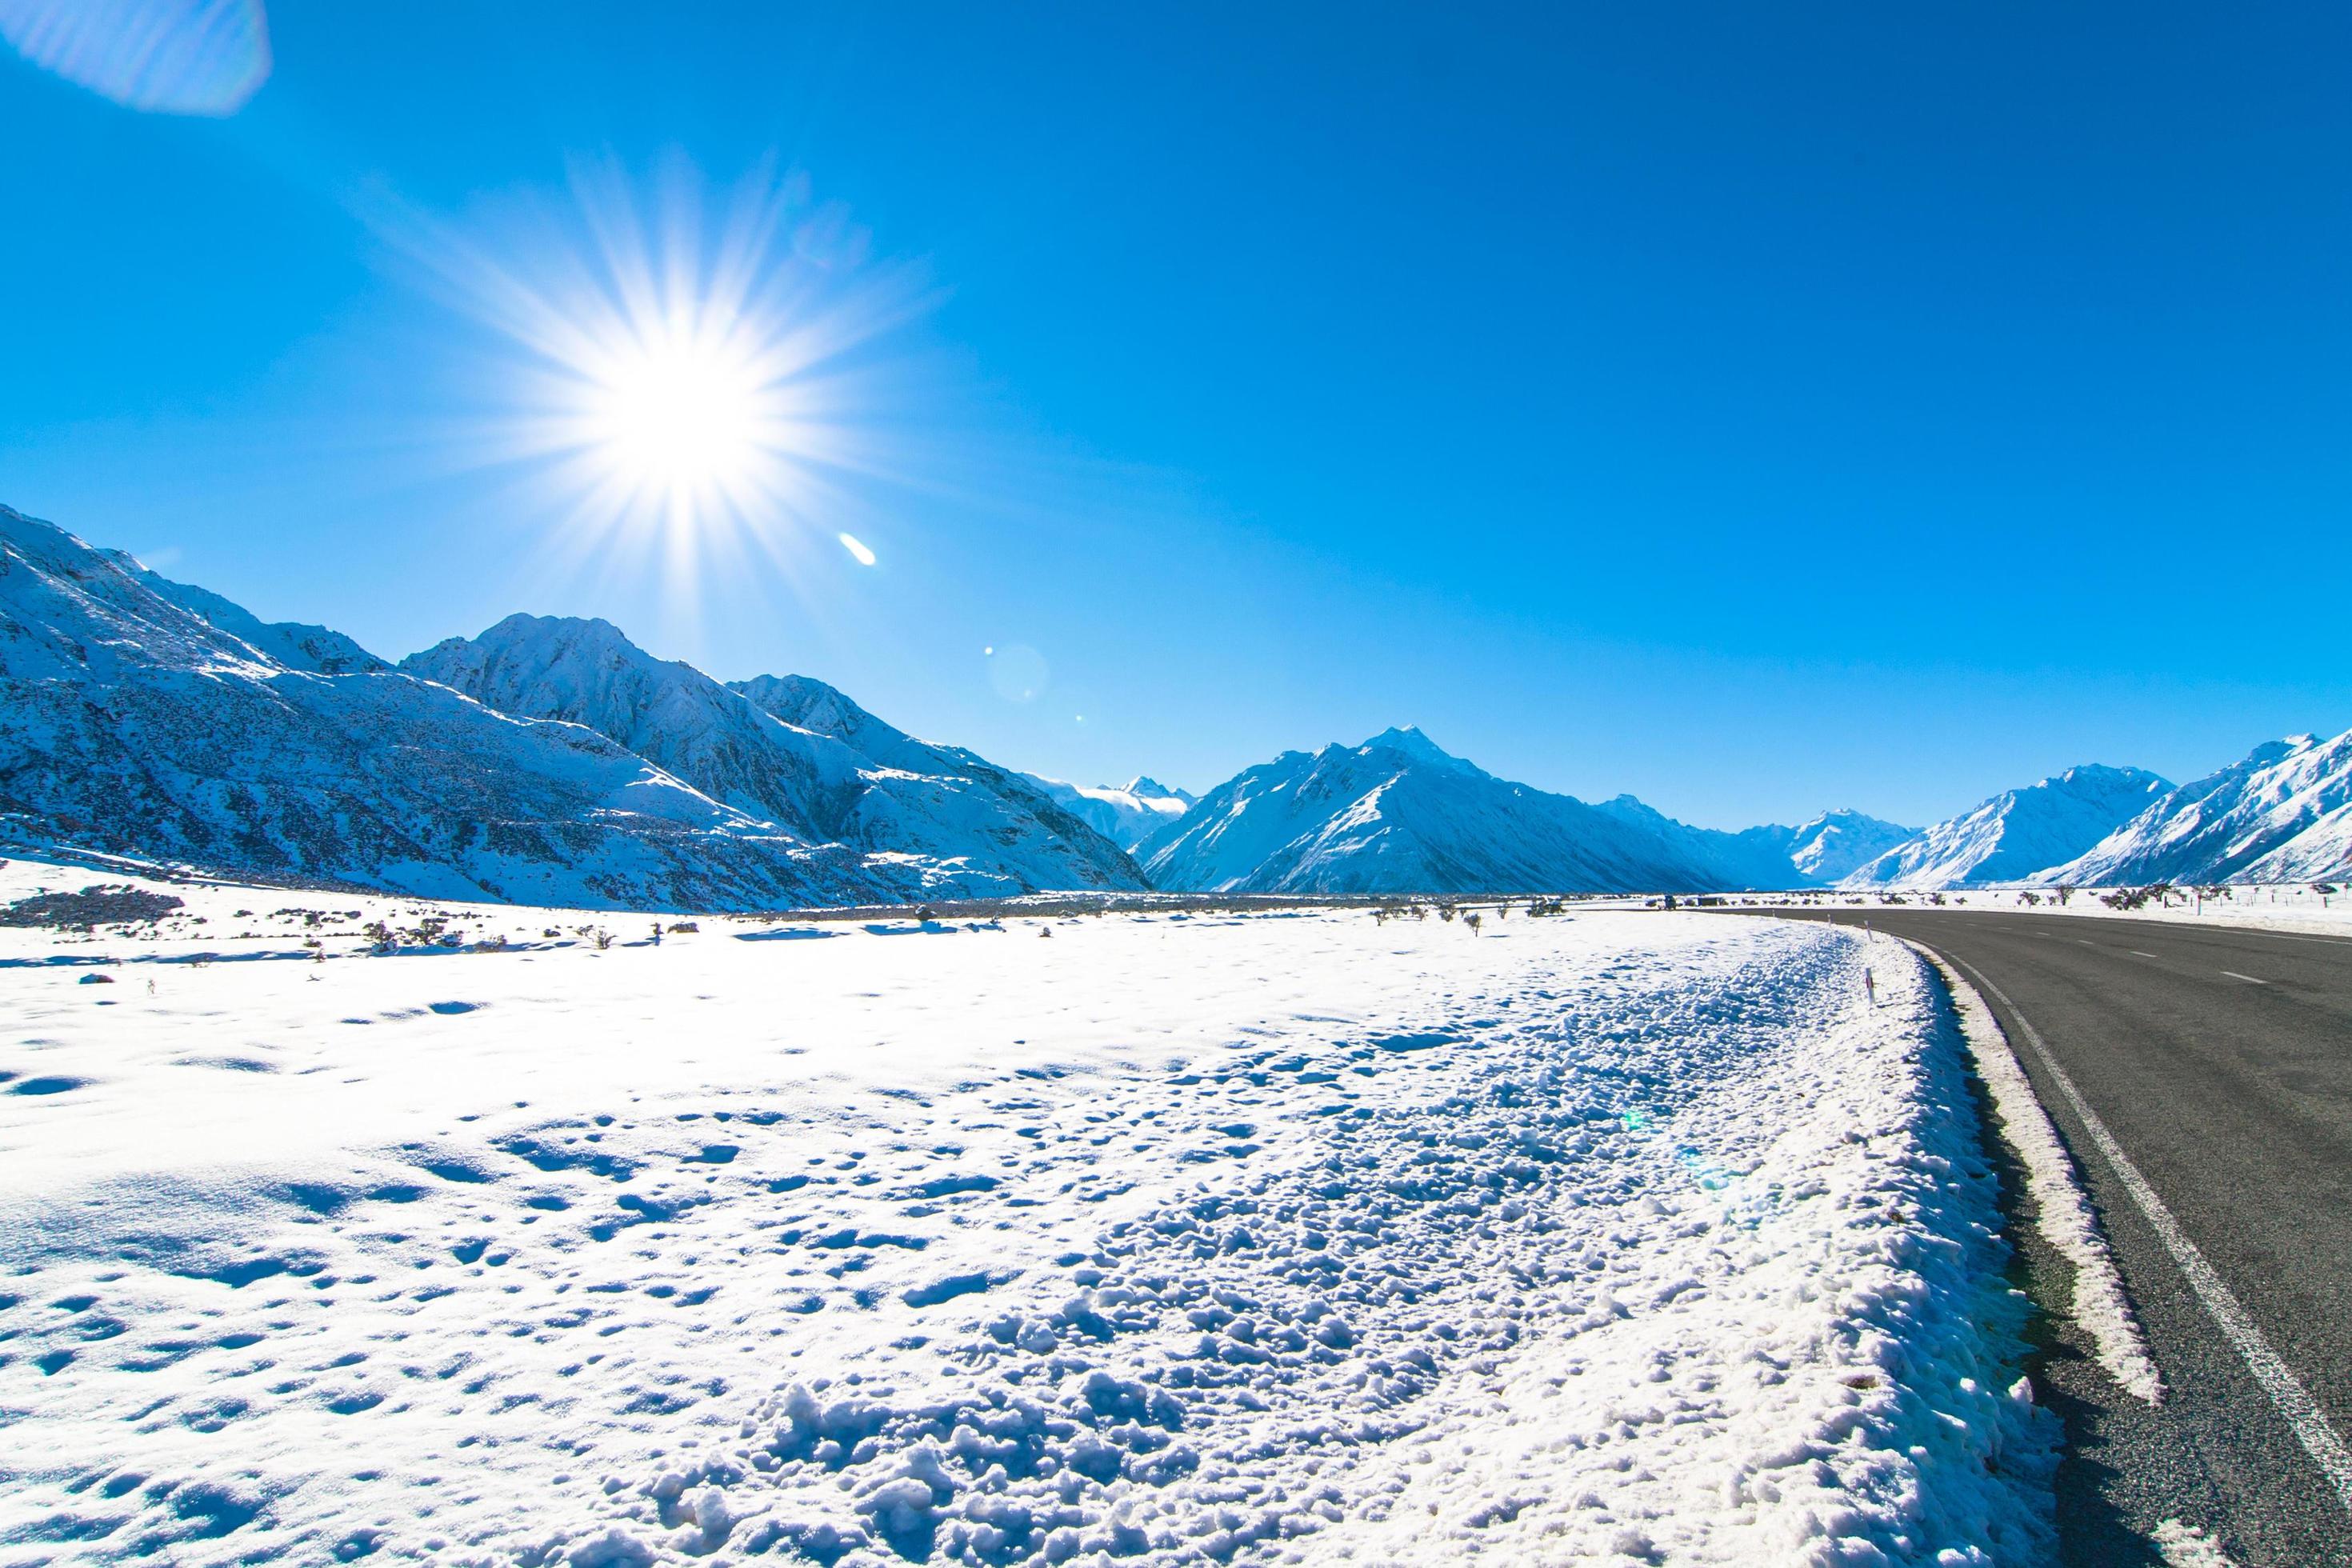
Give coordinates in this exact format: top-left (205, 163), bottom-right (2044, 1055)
top-left (1126, 775), bottom-right (1188, 802)
top-left (1354, 725), bottom-right (1476, 772)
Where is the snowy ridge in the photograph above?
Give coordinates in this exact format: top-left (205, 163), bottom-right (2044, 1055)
top-left (1843, 765), bottom-right (2173, 889)
top-left (2042, 729), bottom-right (2352, 886)
top-left (0, 505), bottom-right (1138, 907)
top-left (1138, 732), bottom-right (1724, 894)
top-left (118, 557), bottom-right (390, 677)
top-left (1777, 809), bottom-right (1919, 883)
top-left (0, 885), bottom-right (2055, 1564)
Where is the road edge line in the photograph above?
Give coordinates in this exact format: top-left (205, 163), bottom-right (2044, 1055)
top-left (1895, 937), bottom-right (2163, 1404)
top-left (1944, 950), bottom-right (2352, 1515)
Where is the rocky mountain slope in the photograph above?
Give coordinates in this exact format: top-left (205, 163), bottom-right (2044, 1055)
top-left (1842, 764), bottom-right (2173, 888)
top-left (1, 506), bottom-right (1138, 907)
top-left (724, 674), bottom-right (1144, 890)
top-left (1766, 810), bottom-right (1919, 883)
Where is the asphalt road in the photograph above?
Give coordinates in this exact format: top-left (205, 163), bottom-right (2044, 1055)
top-left (1734, 907), bottom-right (2352, 1565)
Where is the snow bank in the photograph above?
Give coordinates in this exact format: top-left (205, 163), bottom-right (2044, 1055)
top-left (1899, 939), bottom-right (2161, 1404)
top-left (0, 889), bottom-right (2052, 1564)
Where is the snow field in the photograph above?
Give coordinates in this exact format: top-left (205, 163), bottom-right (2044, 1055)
top-left (0, 906), bottom-right (2052, 1565)
top-left (1701, 884), bottom-right (2352, 940)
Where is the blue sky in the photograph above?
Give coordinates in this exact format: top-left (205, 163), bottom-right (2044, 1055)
top-left (5, 2), bottom-right (2350, 830)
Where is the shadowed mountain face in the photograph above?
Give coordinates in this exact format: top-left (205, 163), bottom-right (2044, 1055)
top-left (0, 506), bottom-right (1138, 907)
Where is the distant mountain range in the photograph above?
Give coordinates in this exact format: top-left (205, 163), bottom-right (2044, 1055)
top-left (1131, 726), bottom-right (1914, 895)
top-left (5, 502), bottom-right (2346, 906)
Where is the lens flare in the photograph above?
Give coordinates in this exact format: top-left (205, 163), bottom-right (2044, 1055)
top-left (0, 0), bottom-right (270, 115)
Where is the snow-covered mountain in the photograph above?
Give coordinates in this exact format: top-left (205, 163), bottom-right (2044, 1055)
top-left (1740, 810), bottom-right (1918, 885)
top-left (1, 505), bottom-right (1140, 907)
top-left (1137, 726), bottom-right (1839, 895)
top-left (723, 673), bottom-right (1145, 891)
top-left (1022, 774), bottom-right (1196, 850)
top-left (405, 617), bottom-right (866, 840)
top-left (0, 506), bottom-right (886, 910)
top-left (2040, 730), bottom-right (2352, 886)
top-left (406, 621), bottom-right (1142, 898)
top-left (1842, 764), bottom-right (2174, 889)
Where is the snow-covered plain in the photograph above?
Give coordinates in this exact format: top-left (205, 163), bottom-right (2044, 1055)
top-left (1693, 883), bottom-right (2352, 940)
top-left (1, 871), bottom-right (2054, 1566)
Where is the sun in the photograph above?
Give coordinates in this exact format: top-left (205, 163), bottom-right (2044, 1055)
top-left (583, 330), bottom-right (766, 497)
top-left (386, 159), bottom-right (924, 589)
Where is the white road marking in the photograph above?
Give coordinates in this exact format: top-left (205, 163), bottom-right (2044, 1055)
top-left (1948, 954), bottom-right (2352, 1514)
top-left (2109, 922), bottom-right (2352, 948)
top-left (2131, 951), bottom-right (2158, 959)
top-left (2220, 971), bottom-right (2267, 986)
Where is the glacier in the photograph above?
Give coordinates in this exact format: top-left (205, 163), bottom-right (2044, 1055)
top-left (1020, 774), bottom-right (1196, 850)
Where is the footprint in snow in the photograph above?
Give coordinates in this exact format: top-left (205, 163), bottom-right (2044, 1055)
top-left (10, 1075), bottom-right (87, 1096)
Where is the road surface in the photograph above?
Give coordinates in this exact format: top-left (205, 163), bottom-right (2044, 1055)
top-left (1730, 907), bottom-right (2352, 1564)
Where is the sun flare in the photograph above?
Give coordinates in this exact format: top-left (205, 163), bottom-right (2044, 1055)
top-left (391, 160), bottom-right (924, 592)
